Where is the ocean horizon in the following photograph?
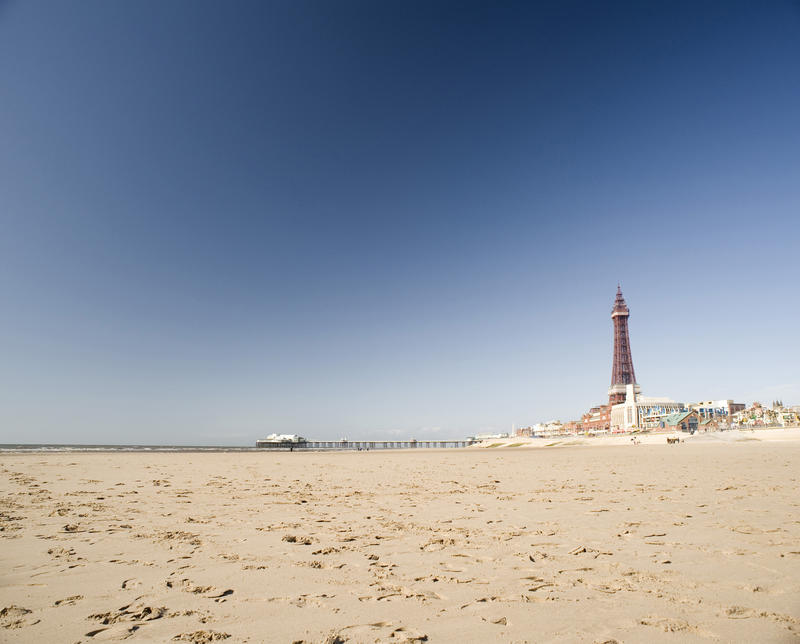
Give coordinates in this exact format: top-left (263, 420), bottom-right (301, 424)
top-left (0, 443), bottom-right (264, 453)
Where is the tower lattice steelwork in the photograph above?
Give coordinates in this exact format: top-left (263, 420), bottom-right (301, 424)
top-left (608, 285), bottom-right (639, 405)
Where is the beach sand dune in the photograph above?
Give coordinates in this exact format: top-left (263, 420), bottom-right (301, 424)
top-left (1, 441), bottom-right (799, 642)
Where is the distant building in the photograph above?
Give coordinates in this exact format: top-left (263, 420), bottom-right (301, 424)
top-left (733, 402), bottom-right (800, 427)
top-left (582, 405), bottom-right (611, 432)
top-left (531, 422), bottom-right (567, 438)
top-left (659, 410), bottom-right (701, 433)
top-left (610, 384), bottom-right (685, 431)
top-left (699, 417), bottom-right (720, 432)
top-left (514, 420), bottom-right (581, 437)
top-left (688, 400), bottom-right (745, 420)
top-left (781, 410), bottom-right (800, 426)
top-left (260, 433), bottom-right (306, 443)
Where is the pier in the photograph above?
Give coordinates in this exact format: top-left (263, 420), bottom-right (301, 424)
top-left (255, 439), bottom-right (476, 450)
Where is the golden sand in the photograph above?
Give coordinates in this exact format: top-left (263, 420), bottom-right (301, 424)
top-left (1, 436), bottom-right (799, 642)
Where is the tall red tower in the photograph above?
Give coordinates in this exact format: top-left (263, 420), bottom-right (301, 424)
top-left (608, 285), bottom-right (639, 405)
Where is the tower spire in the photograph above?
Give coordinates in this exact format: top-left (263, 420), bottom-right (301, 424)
top-left (608, 286), bottom-right (639, 405)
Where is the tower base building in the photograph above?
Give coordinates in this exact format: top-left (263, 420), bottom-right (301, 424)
top-left (610, 384), bottom-right (685, 432)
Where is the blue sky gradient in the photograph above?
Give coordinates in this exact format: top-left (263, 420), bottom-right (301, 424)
top-left (1, 1), bottom-right (798, 443)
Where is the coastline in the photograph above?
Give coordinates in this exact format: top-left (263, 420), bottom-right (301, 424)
top-left (3, 427), bottom-right (799, 455)
top-left (473, 426), bottom-right (800, 449)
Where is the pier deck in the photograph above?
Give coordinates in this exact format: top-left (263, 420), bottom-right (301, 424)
top-left (255, 439), bottom-right (476, 450)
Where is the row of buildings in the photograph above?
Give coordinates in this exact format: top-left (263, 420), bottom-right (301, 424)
top-left (514, 287), bottom-right (796, 437)
top-left (581, 387), bottom-right (748, 434)
top-left (515, 399), bottom-right (800, 439)
top-left (731, 401), bottom-right (800, 427)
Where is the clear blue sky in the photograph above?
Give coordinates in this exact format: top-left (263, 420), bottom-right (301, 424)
top-left (1, 1), bottom-right (798, 444)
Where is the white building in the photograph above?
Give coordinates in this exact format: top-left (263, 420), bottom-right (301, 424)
top-left (261, 433), bottom-right (306, 443)
top-left (611, 384), bottom-right (685, 431)
top-left (688, 400), bottom-right (745, 420)
top-left (532, 421), bottom-right (568, 438)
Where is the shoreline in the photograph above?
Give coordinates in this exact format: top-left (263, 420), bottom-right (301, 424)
top-left (3, 427), bottom-right (799, 454)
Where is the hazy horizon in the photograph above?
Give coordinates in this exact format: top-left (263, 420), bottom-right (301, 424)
top-left (1, 1), bottom-right (798, 445)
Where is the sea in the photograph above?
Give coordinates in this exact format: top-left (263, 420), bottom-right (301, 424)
top-left (0, 444), bottom-right (264, 453)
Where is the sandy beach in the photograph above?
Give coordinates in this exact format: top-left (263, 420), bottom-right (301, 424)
top-left (2, 433), bottom-right (799, 643)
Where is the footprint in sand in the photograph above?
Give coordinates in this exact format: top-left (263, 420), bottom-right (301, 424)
top-left (724, 605), bottom-right (758, 619)
top-left (165, 578), bottom-right (233, 600)
top-left (85, 624), bottom-right (142, 640)
top-left (318, 622), bottom-right (427, 643)
top-left (172, 631), bottom-right (231, 643)
top-left (1, 605), bottom-right (37, 630)
top-left (88, 602), bottom-right (170, 628)
top-left (167, 579), bottom-right (213, 593)
top-left (481, 616), bottom-right (509, 626)
top-left (282, 534), bottom-right (314, 545)
top-left (48, 547), bottom-right (78, 560)
top-left (420, 538), bottom-right (455, 552)
top-left (54, 595), bottom-right (84, 606)
top-left (638, 616), bottom-right (694, 633)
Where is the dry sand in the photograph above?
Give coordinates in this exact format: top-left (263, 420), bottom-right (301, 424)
top-left (1, 435), bottom-right (799, 643)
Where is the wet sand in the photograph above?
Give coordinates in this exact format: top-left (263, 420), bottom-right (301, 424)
top-left (1, 439), bottom-right (799, 643)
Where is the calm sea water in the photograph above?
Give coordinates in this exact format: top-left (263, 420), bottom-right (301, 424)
top-left (0, 444), bottom-right (262, 453)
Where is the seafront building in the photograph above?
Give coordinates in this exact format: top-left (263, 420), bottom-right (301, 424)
top-left (732, 402), bottom-right (800, 427)
top-left (610, 384), bottom-right (685, 431)
top-left (474, 432), bottom-right (510, 440)
top-left (582, 405), bottom-right (611, 433)
top-left (688, 400), bottom-right (745, 420)
top-left (659, 410), bottom-right (702, 433)
top-left (513, 423), bottom-right (568, 438)
top-left (533, 422), bottom-right (568, 438)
